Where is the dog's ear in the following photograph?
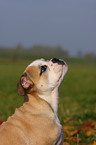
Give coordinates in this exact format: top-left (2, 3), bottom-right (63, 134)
top-left (17, 75), bottom-right (34, 96)
top-left (17, 79), bottom-right (25, 96)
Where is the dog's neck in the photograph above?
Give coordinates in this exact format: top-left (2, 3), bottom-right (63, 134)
top-left (25, 88), bottom-right (59, 114)
top-left (38, 88), bottom-right (59, 114)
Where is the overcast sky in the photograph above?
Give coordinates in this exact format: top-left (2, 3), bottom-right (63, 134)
top-left (0, 0), bottom-right (96, 56)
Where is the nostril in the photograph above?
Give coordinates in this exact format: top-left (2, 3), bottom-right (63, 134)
top-left (51, 58), bottom-right (65, 65)
top-left (51, 58), bottom-right (60, 63)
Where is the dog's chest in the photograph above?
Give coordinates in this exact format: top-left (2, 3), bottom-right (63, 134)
top-left (22, 103), bottom-right (61, 144)
top-left (26, 113), bottom-right (61, 145)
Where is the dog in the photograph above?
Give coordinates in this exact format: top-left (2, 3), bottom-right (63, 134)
top-left (0, 58), bottom-right (68, 145)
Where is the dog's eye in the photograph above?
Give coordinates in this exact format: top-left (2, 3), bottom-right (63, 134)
top-left (40, 65), bottom-right (47, 76)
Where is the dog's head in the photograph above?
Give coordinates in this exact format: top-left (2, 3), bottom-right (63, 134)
top-left (17, 58), bottom-right (68, 97)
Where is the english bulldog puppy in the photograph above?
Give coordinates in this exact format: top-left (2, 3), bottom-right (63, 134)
top-left (0, 58), bottom-right (68, 145)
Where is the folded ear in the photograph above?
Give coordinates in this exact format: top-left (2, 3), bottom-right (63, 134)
top-left (20, 76), bottom-right (32, 89)
top-left (17, 79), bottom-right (25, 96)
top-left (17, 75), bottom-right (34, 96)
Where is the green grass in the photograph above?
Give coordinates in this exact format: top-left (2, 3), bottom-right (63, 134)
top-left (0, 58), bottom-right (96, 123)
top-left (59, 59), bottom-right (96, 122)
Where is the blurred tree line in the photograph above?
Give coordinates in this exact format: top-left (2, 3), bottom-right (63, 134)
top-left (0, 44), bottom-right (96, 61)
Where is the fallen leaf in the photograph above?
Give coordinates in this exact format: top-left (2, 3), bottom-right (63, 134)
top-left (92, 122), bottom-right (96, 129)
top-left (86, 130), bottom-right (93, 136)
top-left (68, 137), bottom-right (73, 142)
top-left (63, 125), bottom-right (75, 131)
top-left (93, 141), bottom-right (96, 145)
top-left (70, 129), bottom-right (79, 136)
top-left (63, 130), bottom-right (69, 137)
top-left (0, 121), bottom-right (3, 125)
top-left (63, 142), bottom-right (70, 145)
top-left (64, 118), bottom-right (70, 123)
top-left (78, 121), bottom-right (93, 131)
top-left (73, 136), bottom-right (82, 143)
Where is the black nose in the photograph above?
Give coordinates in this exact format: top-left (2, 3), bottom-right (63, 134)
top-left (51, 58), bottom-right (65, 65)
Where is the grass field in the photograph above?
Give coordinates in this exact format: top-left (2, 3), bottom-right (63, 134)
top-left (0, 57), bottom-right (96, 144)
top-left (59, 59), bottom-right (96, 122)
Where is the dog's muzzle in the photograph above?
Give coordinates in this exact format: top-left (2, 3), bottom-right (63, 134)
top-left (51, 58), bottom-right (65, 65)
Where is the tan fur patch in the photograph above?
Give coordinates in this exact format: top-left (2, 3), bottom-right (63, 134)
top-left (25, 66), bottom-right (40, 84)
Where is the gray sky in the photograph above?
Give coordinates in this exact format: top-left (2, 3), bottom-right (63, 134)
top-left (0, 0), bottom-right (96, 56)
